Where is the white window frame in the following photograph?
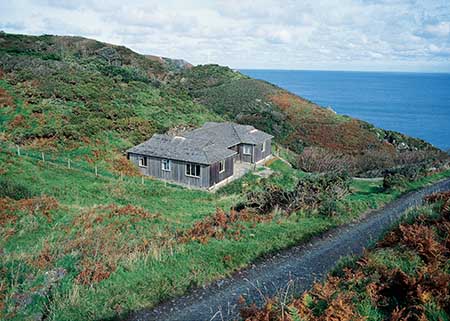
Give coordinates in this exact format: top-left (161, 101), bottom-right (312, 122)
top-left (219, 160), bottom-right (225, 173)
top-left (185, 163), bottom-right (201, 178)
top-left (262, 140), bottom-right (266, 152)
top-left (161, 159), bottom-right (171, 171)
top-left (243, 144), bottom-right (252, 155)
top-left (138, 156), bottom-right (147, 167)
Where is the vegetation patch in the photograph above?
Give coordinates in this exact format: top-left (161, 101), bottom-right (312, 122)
top-left (1, 32), bottom-right (450, 321)
top-left (239, 192), bottom-right (450, 321)
top-left (180, 207), bottom-right (272, 244)
top-left (244, 173), bottom-right (351, 216)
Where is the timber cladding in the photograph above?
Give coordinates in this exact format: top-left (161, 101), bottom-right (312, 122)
top-left (210, 156), bottom-right (234, 186)
top-left (129, 153), bottom-right (211, 188)
top-left (126, 122), bottom-right (274, 189)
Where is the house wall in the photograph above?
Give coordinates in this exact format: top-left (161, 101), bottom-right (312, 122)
top-left (235, 139), bottom-right (272, 163)
top-left (238, 144), bottom-right (253, 163)
top-left (254, 138), bottom-right (272, 163)
top-left (209, 156), bottom-right (234, 186)
top-left (229, 145), bottom-right (239, 162)
top-left (128, 153), bottom-right (211, 188)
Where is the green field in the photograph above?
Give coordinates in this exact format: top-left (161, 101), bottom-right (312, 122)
top-left (1, 32), bottom-right (450, 321)
top-left (2, 148), bottom-right (450, 320)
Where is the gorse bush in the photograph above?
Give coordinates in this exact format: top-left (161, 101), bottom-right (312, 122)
top-left (99, 65), bottom-right (152, 83)
top-left (383, 163), bottom-right (429, 190)
top-left (296, 146), bottom-right (356, 174)
top-left (0, 177), bottom-right (35, 200)
top-left (245, 173), bottom-right (351, 216)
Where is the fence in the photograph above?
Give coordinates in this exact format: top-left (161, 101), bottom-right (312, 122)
top-left (0, 142), bottom-right (149, 185)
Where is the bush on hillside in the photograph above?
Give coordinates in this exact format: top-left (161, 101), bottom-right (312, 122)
top-left (296, 147), bottom-right (357, 174)
top-left (244, 173), bottom-right (350, 216)
top-left (382, 163), bottom-right (429, 190)
top-left (0, 177), bottom-right (35, 200)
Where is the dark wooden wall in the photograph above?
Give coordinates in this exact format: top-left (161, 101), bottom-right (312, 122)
top-left (209, 156), bottom-right (234, 186)
top-left (128, 153), bottom-right (211, 188)
top-left (254, 138), bottom-right (272, 163)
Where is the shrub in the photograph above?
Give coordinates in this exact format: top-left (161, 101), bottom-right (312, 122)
top-left (245, 173), bottom-right (351, 216)
top-left (319, 197), bottom-right (339, 217)
top-left (0, 177), bottom-right (34, 200)
top-left (297, 147), bottom-right (356, 174)
top-left (382, 163), bottom-right (429, 190)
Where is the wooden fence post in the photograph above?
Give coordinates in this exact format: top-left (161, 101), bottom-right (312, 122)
top-left (41, 152), bottom-right (45, 162)
top-left (95, 165), bottom-right (98, 177)
top-left (17, 145), bottom-right (20, 156)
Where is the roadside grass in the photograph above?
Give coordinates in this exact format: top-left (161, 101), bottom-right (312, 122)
top-left (241, 201), bottom-right (450, 321)
top-left (1, 150), bottom-right (450, 321)
top-left (216, 159), bottom-right (307, 196)
top-left (1, 33), bottom-right (449, 321)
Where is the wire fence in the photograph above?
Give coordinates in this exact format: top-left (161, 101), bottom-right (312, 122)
top-left (0, 141), bottom-right (149, 185)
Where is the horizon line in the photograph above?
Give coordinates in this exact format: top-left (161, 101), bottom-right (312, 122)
top-left (234, 67), bottom-right (450, 75)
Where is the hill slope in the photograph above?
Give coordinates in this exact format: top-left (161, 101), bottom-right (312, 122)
top-left (1, 32), bottom-right (450, 321)
top-left (172, 64), bottom-right (445, 173)
top-left (0, 32), bottom-right (445, 174)
top-left (0, 32), bottom-right (220, 158)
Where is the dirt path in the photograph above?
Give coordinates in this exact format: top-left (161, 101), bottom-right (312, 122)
top-left (124, 178), bottom-right (450, 321)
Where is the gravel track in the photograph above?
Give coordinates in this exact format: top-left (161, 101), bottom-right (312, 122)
top-left (125, 178), bottom-right (450, 321)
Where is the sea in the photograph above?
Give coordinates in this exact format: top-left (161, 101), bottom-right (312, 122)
top-left (240, 70), bottom-right (450, 151)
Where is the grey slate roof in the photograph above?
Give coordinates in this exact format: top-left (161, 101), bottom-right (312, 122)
top-left (127, 122), bottom-right (273, 164)
top-left (184, 122), bottom-right (273, 146)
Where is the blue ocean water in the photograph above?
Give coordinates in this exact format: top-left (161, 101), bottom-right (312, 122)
top-left (240, 70), bottom-right (450, 151)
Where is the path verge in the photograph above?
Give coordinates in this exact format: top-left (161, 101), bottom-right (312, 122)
top-left (124, 178), bottom-right (450, 321)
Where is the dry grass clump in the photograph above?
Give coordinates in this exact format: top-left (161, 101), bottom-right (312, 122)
top-left (63, 204), bottom-right (167, 285)
top-left (0, 196), bottom-right (58, 240)
top-left (0, 87), bottom-right (14, 107)
top-left (245, 173), bottom-right (350, 217)
top-left (180, 207), bottom-right (271, 244)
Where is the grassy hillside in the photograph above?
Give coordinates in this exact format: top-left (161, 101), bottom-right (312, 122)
top-left (0, 33), bottom-right (220, 160)
top-left (2, 146), bottom-right (449, 320)
top-left (1, 32), bottom-right (450, 320)
top-left (1, 32), bottom-right (446, 174)
top-left (241, 192), bottom-right (450, 321)
top-left (174, 65), bottom-right (446, 174)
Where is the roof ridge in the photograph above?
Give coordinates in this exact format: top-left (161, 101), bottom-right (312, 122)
top-left (231, 123), bottom-right (244, 143)
top-left (203, 149), bottom-right (210, 163)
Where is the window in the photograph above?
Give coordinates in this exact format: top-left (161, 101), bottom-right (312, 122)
top-left (161, 159), bottom-right (171, 171)
top-left (138, 156), bottom-right (147, 167)
top-left (243, 144), bottom-right (252, 155)
top-left (186, 163), bottom-right (201, 177)
top-left (219, 160), bottom-right (225, 173)
top-left (262, 141), bottom-right (266, 152)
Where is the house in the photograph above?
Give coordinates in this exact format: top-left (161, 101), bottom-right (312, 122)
top-left (127, 122), bottom-right (273, 189)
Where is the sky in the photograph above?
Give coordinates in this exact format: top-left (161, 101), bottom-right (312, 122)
top-left (1, 0), bottom-right (450, 72)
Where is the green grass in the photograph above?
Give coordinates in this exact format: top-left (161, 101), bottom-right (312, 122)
top-left (1, 32), bottom-right (450, 321)
top-left (2, 148), bottom-right (450, 320)
top-left (216, 159), bottom-right (307, 196)
top-left (245, 202), bottom-right (450, 321)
